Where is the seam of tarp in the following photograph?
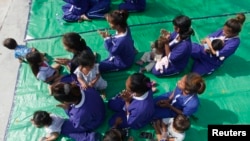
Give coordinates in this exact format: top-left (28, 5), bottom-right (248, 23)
top-left (25, 11), bottom-right (250, 42)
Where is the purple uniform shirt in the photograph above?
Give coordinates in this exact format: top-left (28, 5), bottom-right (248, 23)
top-left (191, 29), bottom-right (240, 75)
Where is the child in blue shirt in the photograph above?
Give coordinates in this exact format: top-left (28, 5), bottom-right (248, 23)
top-left (3, 38), bottom-right (45, 63)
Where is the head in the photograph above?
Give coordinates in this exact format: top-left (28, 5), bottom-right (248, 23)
top-left (62, 32), bottom-right (87, 54)
top-left (223, 13), bottom-right (246, 37)
top-left (211, 39), bottom-right (224, 51)
top-left (103, 129), bottom-right (123, 141)
top-left (106, 10), bottom-right (129, 30)
top-left (31, 110), bottom-right (52, 128)
top-left (51, 82), bottom-right (81, 104)
top-left (77, 50), bottom-right (95, 71)
top-left (177, 73), bottom-right (206, 94)
top-left (173, 114), bottom-right (190, 133)
top-left (154, 36), bottom-right (168, 53)
top-left (3, 38), bottom-right (18, 50)
top-left (26, 51), bottom-right (43, 76)
top-left (125, 73), bottom-right (151, 96)
top-left (172, 15), bottom-right (194, 40)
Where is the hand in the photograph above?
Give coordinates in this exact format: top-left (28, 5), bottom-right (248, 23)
top-left (156, 99), bottom-right (171, 108)
top-left (54, 58), bottom-right (70, 65)
top-left (56, 103), bottom-right (70, 110)
top-left (120, 89), bottom-right (133, 102)
top-left (98, 30), bottom-right (110, 38)
top-left (81, 82), bottom-right (89, 90)
top-left (114, 117), bottom-right (123, 126)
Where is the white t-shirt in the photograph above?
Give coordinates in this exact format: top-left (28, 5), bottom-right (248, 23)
top-left (162, 118), bottom-right (185, 141)
top-left (37, 61), bottom-right (56, 82)
top-left (45, 114), bottom-right (65, 134)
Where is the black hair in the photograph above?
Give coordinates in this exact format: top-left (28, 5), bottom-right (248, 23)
top-left (77, 50), bottom-right (95, 68)
top-left (51, 82), bottom-right (81, 103)
top-left (103, 129), bottom-right (123, 141)
top-left (62, 32), bottom-right (87, 54)
top-left (3, 38), bottom-right (18, 50)
top-left (173, 114), bottom-right (190, 132)
top-left (32, 111), bottom-right (52, 127)
top-left (26, 51), bottom-right (43, 76)
top-left (211, 39), bottom-right (223, 51)
top-left (106, 10), bottom-right (129, 30)
top-left (129, 73), bottom-right (151, 95)
top-left (172, 15), bottom-right (194, 40)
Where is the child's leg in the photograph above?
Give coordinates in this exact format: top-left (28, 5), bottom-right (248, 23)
top-left (144, 62), bottom-right (155, 72)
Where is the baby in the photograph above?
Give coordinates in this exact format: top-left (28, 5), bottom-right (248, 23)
top-left (136, 36), bottom-right (167, 73)
top-left (31, 110), bottom-right (65, 141)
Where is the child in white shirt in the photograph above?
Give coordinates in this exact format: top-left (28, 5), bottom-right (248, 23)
top-left (153, 114), bottom-right (190, 141)
top-left (31, 110), bottom-right (65, 141)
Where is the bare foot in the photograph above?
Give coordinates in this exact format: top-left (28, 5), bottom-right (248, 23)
top-left (139, 67), bottom-right (146, 73)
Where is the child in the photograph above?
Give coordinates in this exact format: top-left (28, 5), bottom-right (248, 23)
top-left (26, 51), bottom-right (62, 93)
top-left (136, 36), bottom-right (167, 73)
top-left (3, 38), bottom-right (45, 63)
top-left (108, 73), bottom-right (155, 130)
top-left (119, 0), bottom-right (146, 12)
top-left (31, 110), bottom-right (65, 141)
top-left (74, 50), bottom-right (107, 98)
top-left (154, 73), bottom-right (206, 119)
top-left (103, 117), bottom-right (132, 141)
top-left (153, 114), bottom-right (190, 141)
top-left (98, 10), bottom-right (136, 72)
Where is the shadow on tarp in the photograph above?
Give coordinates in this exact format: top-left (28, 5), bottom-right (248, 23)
top-left (191, 98), bottom-right (238, 128)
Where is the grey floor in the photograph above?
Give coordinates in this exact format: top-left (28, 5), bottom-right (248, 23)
top-left (0, 0), bottom-right (29, 140)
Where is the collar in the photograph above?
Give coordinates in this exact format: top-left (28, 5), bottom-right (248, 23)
top-left (74, 90), bottom-right (85, 108)
top-left (114, 28), bottom-right (128, 38)
top-left (133, 91), bottom-right (149, 100)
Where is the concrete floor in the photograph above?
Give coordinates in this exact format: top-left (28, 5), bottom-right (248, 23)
top-left (0, 0), bottom-right (29, 140)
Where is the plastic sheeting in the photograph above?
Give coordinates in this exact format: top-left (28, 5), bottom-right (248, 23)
top-left (5, 0), bottom-right (250, 141)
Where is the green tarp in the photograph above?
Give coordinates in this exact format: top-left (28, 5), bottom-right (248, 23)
top-left (5, 0), bottom-right (250, 141)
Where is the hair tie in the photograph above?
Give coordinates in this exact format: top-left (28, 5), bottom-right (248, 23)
top-left (146, 82), bottom-right (152, 88)
top-left (64, 84), bottom-right (70, 95)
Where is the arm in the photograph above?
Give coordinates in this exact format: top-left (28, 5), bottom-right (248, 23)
top-left (43, 132), bottom-right (59, 141)
top-left (77, 76), bottom-right (89, 89)
top-left (89, 73), bottom-right (100, 87)
top-left (204, 38), bottom-right (217, 55)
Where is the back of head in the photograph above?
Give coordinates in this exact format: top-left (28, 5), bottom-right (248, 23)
top-left (26, 51), bottom-right (43, 76)
top-left (155, 36), bottom-right (168, 52)
top-left (224, 13), bottom-right (246, 34)
top-left (129, 73), bottom-right (151, 94)
top-left (32, 110), bottom-right (52, 127)
top-left (103, 129), bottom-right (123, 141)
top-left (3, 38), bottom-right (18, 50)
top-left (185, 73), bottom-right (206, 94)
top-left (211, 39), bottom-right (224, 51)
top-left (62, 32), bottom-right (87, 53)
top-left (173, 114), bottom-right (190, 132)
top-left (51, 82), bottom-right (81, 103)
top-left (172, 15), bottom-right (194, 40)
top-left (106, 10), bottom-right (129, 29)
top-left (77, 50), bottom-right (95, 67)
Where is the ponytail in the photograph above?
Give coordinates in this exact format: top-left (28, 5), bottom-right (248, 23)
top-left (185, 73), bottom-right (206, 94)
top-left (224, 13), bottom-right (246, 35)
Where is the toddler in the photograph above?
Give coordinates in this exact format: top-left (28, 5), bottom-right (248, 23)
top-left (31, 110), bottom-right (65, 141)
top-left (153, 114), bottom-right (190, 141)
top-left (74, 50), bottom-right (107, 98)
top-left (3, 38), bottom-right (46, 63)
top-left (26, 51), bottom-right (62, 93)
top-left (136, 36), bottom-right (167, 73)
